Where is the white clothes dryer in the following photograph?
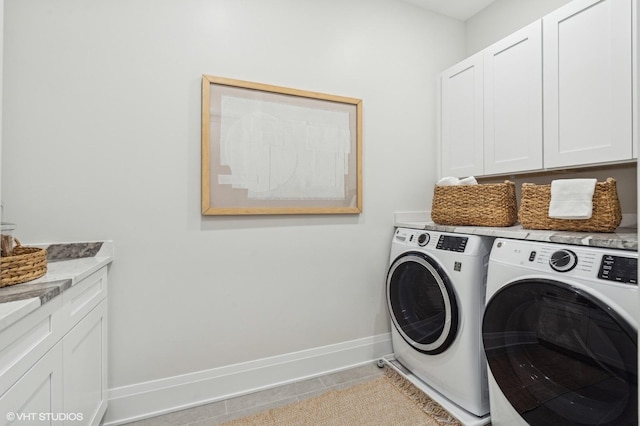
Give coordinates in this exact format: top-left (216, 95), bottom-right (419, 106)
top-left (386, 227), bottom-right (494, 418)
top-left (482, 238), bottom-right (637, 426)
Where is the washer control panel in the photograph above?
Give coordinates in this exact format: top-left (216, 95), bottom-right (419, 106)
top-left (436, 235), bottom-right (468, 252)
top-left (417, 233), bottom-right (430, 247)
top-left (393, 228), bottom-right (490, 257)
top-left (549, 249), bottom-right (578, 272)
top-left (598, 255), bottom-right (638, 284)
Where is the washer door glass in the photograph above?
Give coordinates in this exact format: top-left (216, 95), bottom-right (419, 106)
top-left (482, 279), bottom-right (637, 426)
top-left (387, 252), bottom-right (458, 355)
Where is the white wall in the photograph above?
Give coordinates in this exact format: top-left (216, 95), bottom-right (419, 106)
top-left (0, 0), bottom-right (3, 221)
top-left (2, 0), bottom-right (464, 421)
top-left (465, 0), bottom-right (572, 54)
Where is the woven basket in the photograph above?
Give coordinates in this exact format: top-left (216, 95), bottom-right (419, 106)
top-left (431, 181), bottom-right (517, 227)
top-left (519, 178), bottom-right (622, 232)
top-left (0, 240), bottom-right (47, 288)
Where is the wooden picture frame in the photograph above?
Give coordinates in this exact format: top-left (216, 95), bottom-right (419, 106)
top-left (202, 75), bottom-right (362, 215)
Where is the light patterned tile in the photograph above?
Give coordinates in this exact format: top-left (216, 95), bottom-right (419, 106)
top-left (122, 400), bottom-right (226, 426)
top-left (225, 377), bottom-right (325, 413)
top-left (320, 362), bottom-right (384, 387)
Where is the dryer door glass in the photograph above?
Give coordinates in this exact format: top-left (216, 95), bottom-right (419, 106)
top-left (387, 252), bottom-right (458, 355)
top-left (482, 279), bottom-right (637, 426)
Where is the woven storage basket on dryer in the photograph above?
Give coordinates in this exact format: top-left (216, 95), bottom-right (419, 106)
top-left (0, 240), bottom-right (47, 287)
top-left (518, 177), bottom-right (622, 232)
top-left (431, 180), bottom-right (517, 227)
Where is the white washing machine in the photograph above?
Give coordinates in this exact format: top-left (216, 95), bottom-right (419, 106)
top-left (482, 238), bottom-right (637, 426)
top-left (386, 227), bottom-right (493, 418)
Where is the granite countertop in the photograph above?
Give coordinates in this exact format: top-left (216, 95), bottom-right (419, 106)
top-left (395, 212), bottom-right (637, 251)
top-left (0, 241), bottom-right (113, 332)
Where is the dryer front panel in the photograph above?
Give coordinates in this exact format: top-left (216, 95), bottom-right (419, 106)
top-left (482, 279), bottom-right (638, 426)
top-left (387, 252), bottom-right (458, 355)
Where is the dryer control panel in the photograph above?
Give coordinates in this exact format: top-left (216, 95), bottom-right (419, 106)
top-left (436, 235), bottom-right (468, 252)
top-left (598, 255), bottom-right (638, 285)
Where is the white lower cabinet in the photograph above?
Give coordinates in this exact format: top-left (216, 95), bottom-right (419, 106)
top-left (0, 267), bottom-right (108, 426)
top-left (63, 300), bottom-right (107, 426)
top-left (0, 342), bottom-right (64, 425)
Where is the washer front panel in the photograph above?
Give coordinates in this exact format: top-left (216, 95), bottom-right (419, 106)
top-left (387, 251), bottom-right (458, 355)
top-left (483, 279), bottom-right (637, 426)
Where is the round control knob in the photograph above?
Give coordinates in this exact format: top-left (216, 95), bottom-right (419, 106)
top-left (549, 249), bottom-right (578, 272)
top-left (417, 233), bottom-right (430, 247)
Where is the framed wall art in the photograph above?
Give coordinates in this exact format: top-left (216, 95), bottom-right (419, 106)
top-left (201, 75), bottom-right (362, 215)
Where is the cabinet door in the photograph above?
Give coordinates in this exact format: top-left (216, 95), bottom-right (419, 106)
top-left (61, 267), bottom-right (107, 333)
top-left (62, 300), bottom-right (107, 426)
top-left (0, 298), bottom-right (61, 397)
top-left (484, 20), bottom-right (542, 175)
top-left (440, 52), bottom-right (484, 178)
top-left (543, 0), bottom-right (633, 168)
top-left (0, 343), bottom-right (63, 426)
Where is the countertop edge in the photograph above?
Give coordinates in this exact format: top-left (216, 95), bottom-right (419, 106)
top-left (0, 240), bottom-right (113, 334)
top-left (0, 298), bottom-right (42, 332)
top-left (395, 221), bottom-right (638, 251)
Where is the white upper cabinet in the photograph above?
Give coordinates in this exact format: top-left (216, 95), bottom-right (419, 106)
top-left (440, 53), bottom-right (484, 178)
top-left (543, 0), bottom-right (633, 168)
top-left (484, 20), bottom-right (543, 175)
top-left (439, 0), bottom-right (636, 177)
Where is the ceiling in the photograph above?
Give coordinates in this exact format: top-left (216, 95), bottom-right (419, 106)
top-left (402, 0), bottom-right (497, 21)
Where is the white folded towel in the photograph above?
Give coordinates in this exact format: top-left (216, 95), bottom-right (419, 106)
top-left (437, 176), bottom-right (477, 186)
top-left (437, 176), bottom-right (460, 186)
top-left (459, 176), bottom-right (478, 185)
top-left (548, 178), bottom-right (597, 219)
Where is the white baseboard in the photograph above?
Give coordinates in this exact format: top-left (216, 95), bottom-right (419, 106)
top-left (103, 333), bottom-right (392, 425)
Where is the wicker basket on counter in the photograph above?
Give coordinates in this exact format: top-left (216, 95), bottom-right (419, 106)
top-left (518, 177), bottom-right (622, 232)
top-left (0, 240), bottom-right (47, 287)
top-left (431, 180), bottom-right (517, 227)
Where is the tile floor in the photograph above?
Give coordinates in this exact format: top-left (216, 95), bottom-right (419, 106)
top-left (122, 362), bottom-right (386, 426)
